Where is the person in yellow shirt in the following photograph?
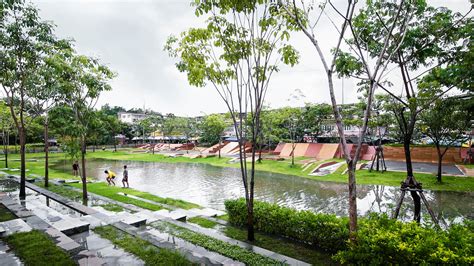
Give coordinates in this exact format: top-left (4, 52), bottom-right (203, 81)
top-left (104, 170), bottom-right (116, 186)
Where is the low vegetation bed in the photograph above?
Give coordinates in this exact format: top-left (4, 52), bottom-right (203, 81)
top-left (152, 221), bottom-right (284, 265)
top-left (93, 225), bottom-right (192, 265)
top-left (225, 199), bottom-right (474, 265)
top-left (4, 230), bottom-right (76, 266)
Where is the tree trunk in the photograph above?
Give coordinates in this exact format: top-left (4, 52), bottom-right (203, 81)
top-left (403, 137), bottom-right (421, 223)
top-left (81, 136), bottom-right (88, 201)
top-left (347, 160), bottom-right (357, 241)
top-left (19, 126), bottom-right (26, 199)
top-left (403, 138), bottom-right (414, 177)
top-left (218, 138), bottom-right (221, 159)
top-left (44, 116), bottom-right (49, 187)
top-left (247, 198), bottom-right (255, 241)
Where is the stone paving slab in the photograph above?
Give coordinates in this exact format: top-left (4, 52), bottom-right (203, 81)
top-left (0, 219), bottom-right (32, 236)
top-left (51, 219), bottom-right (90, 236)
top-left (187, 207), bottom-right (226, 218)
top-left (0, 240), bottom-right (21, 266)
top-left (154, 209), bottom-right (187, 221)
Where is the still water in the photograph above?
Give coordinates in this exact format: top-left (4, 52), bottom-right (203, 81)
top-left (53, 159), bottom-right (473, 223)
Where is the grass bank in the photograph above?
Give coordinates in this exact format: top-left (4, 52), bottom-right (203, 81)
top-left (4, 230), bottom-right (75, 266)
top-left (69, 182), bottom-right (200, 210)
top-left (93, 225), bottom-right (193, 265)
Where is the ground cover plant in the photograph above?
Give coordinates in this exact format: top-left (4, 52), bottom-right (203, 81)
top-left (4, 230), bottom-right (76, 266)
top-left (94, 225), bottom-right (192, 265)
top-left (152, 221), bottom-right (283, 265)
top-left (226, 199), bottom-right (474, 264)
top-left (0, 204), bottom-right (17, 222)
top-left (187, 216), bottom-right (218, 229)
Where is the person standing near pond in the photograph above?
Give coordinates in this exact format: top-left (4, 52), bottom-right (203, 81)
top-left (122, 165), bottom-right (129, 188)
top-left (104, 170), bottom-right (116, 186)
top-left (72, 161), bottom-right (79, 177)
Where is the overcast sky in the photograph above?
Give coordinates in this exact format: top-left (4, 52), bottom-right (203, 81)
top-left (33, 0), bottom-right (471, 116)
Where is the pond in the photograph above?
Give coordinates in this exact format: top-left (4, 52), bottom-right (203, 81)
top-left (53, 159), bottom-right (473, 224)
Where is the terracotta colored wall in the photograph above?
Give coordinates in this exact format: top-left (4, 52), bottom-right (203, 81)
top-left (384, 146), bottom-right (462, 163)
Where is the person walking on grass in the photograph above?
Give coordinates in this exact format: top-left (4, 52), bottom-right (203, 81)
top-left (72, 161), bottom-right (79, 177)
top-left (104, 170), bottom-right (116, 186)
top-left (122, 165), bottom-right (129, 188)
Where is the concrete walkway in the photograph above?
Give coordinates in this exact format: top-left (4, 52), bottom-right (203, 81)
top-left (366, 160), bottom-right (464, 175)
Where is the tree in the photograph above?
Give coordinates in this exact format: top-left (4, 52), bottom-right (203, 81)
top-left (419, 98), bottom-right (471, 182)
top-left (0, 101), bottom-right (14, 168)
top-left (53, 49), bottom-right (115, 201)
top-left (1, 0), bottom-right (60, 198)
top-left (341, 0), bottom-right (472, 223)
top-left (301, 103), bottom-right (333, 142)
top-left (166, 0), bottom-right (299, 241)
top-left (200, 114), bottom-right (227, 146)
top-left (280, 0), bottom-right (410, 238)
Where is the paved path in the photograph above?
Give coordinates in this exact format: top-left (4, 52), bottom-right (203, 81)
top-left (367, 160), bottom-right (464, 175)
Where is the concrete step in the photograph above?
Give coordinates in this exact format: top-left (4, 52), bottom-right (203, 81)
top-left (0, 218), bottom-right (32, 236)
top-left (187, 207), bottom-right (225, 218)
top-left (154, 209), bottom-right (186, 221)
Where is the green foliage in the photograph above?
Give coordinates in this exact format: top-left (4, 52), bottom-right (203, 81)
top-left (152, 221), bottom-right (283, 265)
top-left (187, 216), bottom-right (218, 229)
top-left (334, 214), bottom-right (474, 265)
top-left (94, 225), bottom-right (192, 265)
top-left (199, 114), bottom-right (227, 145)
top-left (226, 199), bottom-right (474, 264)
top-left (222, 225), bottom-right (335, 265)
top-left (225, 198), bottom-right (349, 252)
top-left (4, 230), bottom-right (75, 266)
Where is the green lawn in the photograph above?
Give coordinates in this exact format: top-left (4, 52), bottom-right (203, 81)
top-left (4, 230), bottom-right (75, 266)
top-left (68, 182), bottom-right (199, 210)
top-left (94, 225), bottom-right (193, 265)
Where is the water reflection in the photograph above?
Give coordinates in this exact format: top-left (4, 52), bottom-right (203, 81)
top-left (51, 160), bottom-right (473, 224)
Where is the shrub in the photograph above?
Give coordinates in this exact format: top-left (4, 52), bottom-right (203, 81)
top-left (225, 199), bottom-right (474, 264)
top-left (224, 198), bottom-right (349, 252)
top-left (334, 214), bottom-right (474, 265)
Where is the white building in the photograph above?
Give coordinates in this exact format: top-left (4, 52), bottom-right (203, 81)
top-left (117, 112), bottom-right (148, 124)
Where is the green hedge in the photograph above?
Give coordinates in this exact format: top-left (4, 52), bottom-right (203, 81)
top-left (224, 198), bottom-right (349, 252)
top-left (225, 199), bottom-right (474, 264)
top-left (334, 214), bottom-right (474, 265)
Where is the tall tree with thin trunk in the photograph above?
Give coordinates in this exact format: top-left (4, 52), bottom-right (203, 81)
top-left (336, 0), bottom-right (472, 223)
top-left (280, 0), bottom-right (411, 239)
top-left (166, 0), bottom-right (299, 241)
top-left (419, 97), bottom-right (471, 182)
top-left (52, 49), bottom-right (114, 201)
top-left (1, 0), bottom-right (59, 198)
